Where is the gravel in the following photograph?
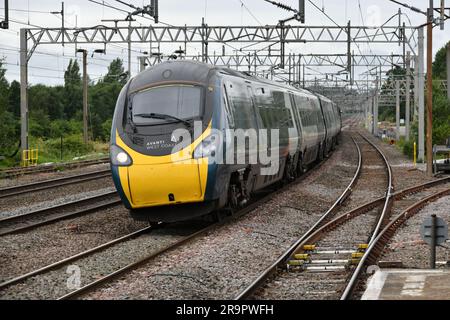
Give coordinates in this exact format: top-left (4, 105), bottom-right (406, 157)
top-left (3, 125), bottom-right (440, 300)
top-left (0, 174), bottom-right (114, 214)
top-left (0, 221), bottom-right (206, 300)
top-left (0, 163), bottom-right (110, 188)
top-left (361, 134), bottom-right (435, 191)
top-left (0, 186), bottom-right (116, 219)
top-left (70, 133), bottom-right (360, 300)
top-left (253, 132), bottom-right (392, 300)
top-left (380, 195), bottom-right (450, 269)
top-left (0, 204), bottom-right (148, 283)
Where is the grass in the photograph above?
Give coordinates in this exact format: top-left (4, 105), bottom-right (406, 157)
top-left (0, 134), bottom-right (109, 169)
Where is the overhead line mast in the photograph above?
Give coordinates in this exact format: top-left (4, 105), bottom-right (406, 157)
top-left (0, 0), bottom-right (9, 29)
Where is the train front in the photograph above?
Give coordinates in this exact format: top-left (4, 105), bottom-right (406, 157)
top-left (109, 61), bottom-right (221, 222)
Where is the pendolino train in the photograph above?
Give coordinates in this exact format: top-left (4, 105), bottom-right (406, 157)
top-left (110, 60), bottom-right (341, 222)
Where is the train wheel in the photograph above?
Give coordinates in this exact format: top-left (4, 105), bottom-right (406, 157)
top-left (224, 184), bottom-right (240, 215)
top-left (283, 156), bottom-right (296, 183)
top-left (317, 144), bottom-right (324, 162)
top-left (296, 157), bottom-right (305, 177)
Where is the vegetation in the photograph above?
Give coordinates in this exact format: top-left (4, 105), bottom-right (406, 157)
top-left (0, 58), bottom-right (126, 167)
top-left (379, 41), bottom-right (450, 159)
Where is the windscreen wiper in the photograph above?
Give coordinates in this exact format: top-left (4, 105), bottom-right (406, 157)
top-left (134, 112), bottom-right (192, 127)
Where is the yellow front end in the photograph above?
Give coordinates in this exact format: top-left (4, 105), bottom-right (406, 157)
top-left (114, 127), bottom-right (210, 209)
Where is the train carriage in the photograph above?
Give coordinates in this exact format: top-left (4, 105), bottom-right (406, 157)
top-left (110, 60), bottom-right (341, 222)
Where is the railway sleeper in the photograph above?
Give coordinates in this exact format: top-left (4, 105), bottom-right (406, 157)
top-left (286, 244), bottom-right (368, 272)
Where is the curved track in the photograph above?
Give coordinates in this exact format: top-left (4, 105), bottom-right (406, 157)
top-left (235, 132), bottom-right (392, 300)
top-left (235, 133), bottom-right (450, 300)
top-left (19, 137), bottom-right (354, 300)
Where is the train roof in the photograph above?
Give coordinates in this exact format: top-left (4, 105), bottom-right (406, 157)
top-left (130, 60), bottom-right (318, 98)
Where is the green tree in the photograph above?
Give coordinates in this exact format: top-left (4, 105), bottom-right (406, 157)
top-left (104, 58), bottom-right (128, 85)
top-left (88, 58), bottom-right (127, 140)
top-left (8, 80), bottom-right (20, 117)
top-left (432, 41), bottom-right (449, 80)
top-left (63, 59), bottom-right (82, 119)
top-left (0, 60), bottom-right (19, 156)
top-left (379, 66), bottom-right (408, 122)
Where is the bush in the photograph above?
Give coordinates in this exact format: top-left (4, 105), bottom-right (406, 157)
top-left (29, 134), bottom-right (94, 163)
top-left (396, 137), bottom-right (415, 158)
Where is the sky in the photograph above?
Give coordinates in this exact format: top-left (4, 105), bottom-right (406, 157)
top-left (0, 0), bottom-right (449, 86)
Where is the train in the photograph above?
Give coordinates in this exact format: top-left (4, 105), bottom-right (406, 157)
top-left (110, 60), bottom-right (341, 222)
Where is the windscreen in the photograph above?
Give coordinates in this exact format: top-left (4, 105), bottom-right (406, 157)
top-left (131, 85), bottom-right (202, 125)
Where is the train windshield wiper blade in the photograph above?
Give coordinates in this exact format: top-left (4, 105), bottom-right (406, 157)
top-left (134, 113), bottom-right (192, 127)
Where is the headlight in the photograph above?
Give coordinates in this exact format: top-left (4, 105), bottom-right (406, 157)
top-left (110, 144), bottom-right (133, 166)
top-left (193, 134), bottom-right (220, 159)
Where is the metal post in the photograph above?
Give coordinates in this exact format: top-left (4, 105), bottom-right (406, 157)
top-left (414, 55), bottom-right (419, 118)
top-left (280, 22), bottom-right (285, 69)
top-left (396, 80), bottom-right (400, 141)
top-left (426, 2), bottom-right (434, 176)
top-left (82, 50), bottom-right (88, 144)
top-left (62, 2), bottom-right (64, 47)
top-left (405, 51), bottom-right (411, 142)
top-left (138, 56), bottom-right (146, 72)
top-left (0, 0), bottom-right (9, 29)
top-left (373, 77), bottom-right (379, 137)
top-left (430, 214), bottom-right (436, 269)
top-left (128, 19), bottom-right (131, 79)
top-left (302, 64), bottom-right (305, 88)
top-left (447, 43), bottom-right (450, 100)
top-left (20, 28), bottom-right (28, 153)
top-left (418, 27), bottom-right (425, 162)
top-left (347, 20), bottom-right (351, 75)
top-left (288, 52), bottom-right (292, 84)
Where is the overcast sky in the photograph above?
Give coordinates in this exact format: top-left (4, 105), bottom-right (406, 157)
top-left (0, 0), bottom-right (449, 86)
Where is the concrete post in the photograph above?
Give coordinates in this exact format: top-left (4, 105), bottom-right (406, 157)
top-left (426, 2), bottom-right (434, 177)
top-left (373, 77), bottom-right (379, 137)
top-left (396, 80), bottom-right (400, 141)
top-left (138, 56), bottom-right (146, 73)
top-left (405, 51), bottom-right (411, 142)
top-left (414, 55), bottom-right (419, 118)
top-left (447, 43), bottom-right (450, 100)
top-left (82, 50), bottom-right (88, 144)
top-left (418, 27), bottom-right (425, 162)
top-left (20, 28), bottom-right (28, 153)
top-left (128, 19), bottom-right (132, 80)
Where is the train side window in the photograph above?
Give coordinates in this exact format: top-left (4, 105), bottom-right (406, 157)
top-left (227, 81), bottom-right (257, 130)
top-left (223, 85), bottom-right (235, 128)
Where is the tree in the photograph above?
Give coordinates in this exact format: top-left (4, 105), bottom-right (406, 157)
top-left (379, 66), bottom-right (408, 122)
top-left (0, 59), bottom-right (8, 111)
top-left (103, 58), bottom-right (128, 85)
top-left (63, 59), bottom-right (82, 119)
top-left (432, 41), bottom-right (449, 80)
top-left (0, 60), bottom-right (19, 156)
top-left (8, 80), bottom-right (20, 117)
top-left (88, 58), bottom-right (127, 140)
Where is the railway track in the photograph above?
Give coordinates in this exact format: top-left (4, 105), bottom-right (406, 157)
top-left (0, 169), bottom-right (111, 199)
top-left (0, 135), bottom-right (361, 300)
top-left (0, 158), bottom-right (109, 179)
top-left (235, 132), bottom-right (393, 300)
top-left (0, 191), bottom-right (120, 236)
top-left (235, 134), bottom-right (450, 300)
top-left (342, 183), bottom-right (450, 299)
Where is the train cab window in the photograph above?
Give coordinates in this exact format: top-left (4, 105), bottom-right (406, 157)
top-left (131, 85), bottom-right (202, 125)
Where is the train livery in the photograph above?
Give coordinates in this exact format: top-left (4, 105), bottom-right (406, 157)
top-left (110, 61), bottom-right (341, 222)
